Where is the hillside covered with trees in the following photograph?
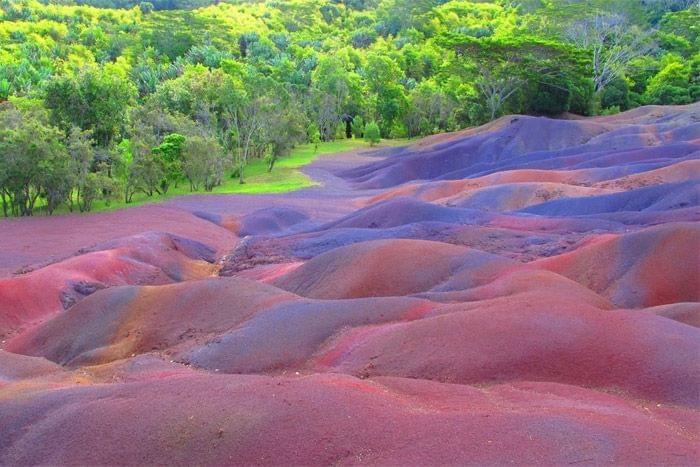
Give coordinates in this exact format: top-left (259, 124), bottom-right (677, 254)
top-left (0, 0), bottom-right (698, 216)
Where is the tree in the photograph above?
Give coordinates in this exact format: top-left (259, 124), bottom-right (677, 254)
top-left (128, 133), bottom-right (163, 197)
top-left (364, 53), bottom-right (408, 133)
top-left (139, 2), bottom-right (154, 14)
top-left (228, 71), bottom-right (281, 183)
top-left (0, 104), bottom-right (70, 216)
top-left (644, 59), bottom-right (694, 104)
top-left (238, 32), bottom-right (260, 58)
top-left (404, 81), bottom-right (456, 137)
top-left (265, 101), bottom-right (306, 172)
top-left (527, 74), bottom-right (573, 116)
top-left (144, 24), bottom-right (194, 61)
top-left (351, 29), bottom-right (377, 48)
top-left (364, 121), bottom-right (381, 146)
top-left (307, 122), bottom-right (321, 151)
top-left (441, 34), bottom-right (589, 121)
top-left (45, 66), bottom-right (137, 147)
top-left (152, 65), bottom-right (242, 138)
top-left (113, 139), bottom-right (137, 204)
top-left (40, 144), bottom-right (74, 215)
top-left (70, 163), bottom-right (118, 213)
top-left (600, 77), bottom-right (631, 110)
top-left (152, 133), bottom-right (186, 193)
top-left (351, 115), bottom-right (365, 139)
top-left (320, 4), bottom-right (341, 24)
top-left (182, 135), bottom-right (227, 191)
top-left (563, 12), bottom-right (655, 94)
top-left (311, 56), bottom-right (361, 141)
top-left (67, 127), bottom-right (96, 212)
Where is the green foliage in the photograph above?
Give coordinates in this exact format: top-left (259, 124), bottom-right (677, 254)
top-left (600, 78), bottom-right (631, 111)
top-left (527, 74), bottom-right (572, 116)
top-left (351, 29), bottom-right (377, 48)
top-left (644, 60), bottom-right (694, 105)
top-left (74, 0), bottom-right (216, 9)
top-left (351, 115), bottom-right (364, 138)
top-left (67, 126), bottom-right (101, 212)
top-left (152, 133), bottom-right (186, 193)
top-left (183, 135), bottom-right (226, 191)
top-left (45, 67), bottom-right (137, 147)
top-left (658, 8), bottom-right (699, 56)
top-left (364, 120), bottom-right (381, 146)
top-left (128, 135), bottom-right (164, 198)
top-left (139, 2), bottom-right (154, 14)
top-left (0, 103), bottom-right (70, 216)
top-left (443, 34), bottom-right (588, 120)
top-left (567, 78), bottom-right (595, 116)
top-left (307, 122), bottom-right (321, 148)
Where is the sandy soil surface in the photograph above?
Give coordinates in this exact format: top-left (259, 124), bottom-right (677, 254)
top-left (1, 103), bottom-right (698, 465)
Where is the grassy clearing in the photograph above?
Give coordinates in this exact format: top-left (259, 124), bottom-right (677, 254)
top-left (36, 138), bottom-right (406, 216)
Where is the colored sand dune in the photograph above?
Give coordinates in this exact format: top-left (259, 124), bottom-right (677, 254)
top-left (1, 104), bottom-right (699, 465)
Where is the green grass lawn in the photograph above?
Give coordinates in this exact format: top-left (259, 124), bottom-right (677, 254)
top-left (39, 138), bottom-right (407, 215)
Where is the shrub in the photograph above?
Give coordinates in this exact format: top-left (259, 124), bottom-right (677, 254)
top-left (307, 122), bottom-right (320, 151)
top-left (569, 78), bottom-right (595, 116)
top-left (528, 76), bottom-right (571, 116)
top-left (139, 2), bottom-right (153, 14)
top-left (351, 29), bottom-right (377, 49)
top-left (389, 121), bottom-right (407, 139)
top-left (644, 61), bottom-right (692, 104)
top-left (364, 121), bottom-right (381, 146)
top-left (601, 78), bottom-right (631, 111)
top-left (351, 115), bottom-right (364, 138)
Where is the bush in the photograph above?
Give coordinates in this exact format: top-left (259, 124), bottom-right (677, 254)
top-left (388, 121), bottom-right (407, 139)
top-left (600, 78), bottom-right (631, 111)
top-left (138, 2), bottom-right (153, 14)
top-left (182, 136), bottom-right (226, 192)
top-left (351, 29), bottom-right (377, 49)
top-left (568, 78), bottom-right (595, 116)
top-left (600, 105), bottom-right (621, 116)
top-left (644, 61), bottom-right (692, 104)
top-left (351, 115), bottom-right (364, 138)
top-left (528, 76), bottom-right (571, 116)
top-left (364, 121), bottom-right (381, 146)
top-left (307, 122), bottom-right (320, 150)
top-left (335, 122), bottom-right (347, 140)
top-left (645, 85), bottom-right (692, 105)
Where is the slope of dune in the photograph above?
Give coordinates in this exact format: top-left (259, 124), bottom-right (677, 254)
top-left (2, 371), bottom-right (697, 466)
top-left (7, 277), bottom-right (297, 367)
top-left (0, 232), bottom-right (217, 338)
top-left (535, 222), bottom-right (700, 308)
top-left (340, 103), bottom-right (699, 189)
top-left (272, 239), bottom-right (515, 299)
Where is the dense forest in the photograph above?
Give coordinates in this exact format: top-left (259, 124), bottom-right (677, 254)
top-left (0, 0), bottom-right (698, 216)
